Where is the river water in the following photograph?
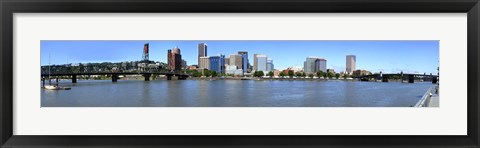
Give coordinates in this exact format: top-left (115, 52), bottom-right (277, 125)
top-left (41, 80), bottom-right (435, 107)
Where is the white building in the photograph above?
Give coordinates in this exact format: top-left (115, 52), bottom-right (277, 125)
top-left (199, 56), bottom-right (210, 69)
top-left (225, 65), bottom-right (243, 76)
top-left (346, 55), bottom-right (356, 74)
top-left (256, 54), bottom-right (267, 71)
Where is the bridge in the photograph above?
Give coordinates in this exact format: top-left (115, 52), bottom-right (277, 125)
top-left (41, 69), bottom-right (190, 84)
top-left (354, 72), bottom-right (438, 83)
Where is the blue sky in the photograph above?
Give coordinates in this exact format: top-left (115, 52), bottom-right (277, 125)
top-left (41, 40), bottom-right (439, 74)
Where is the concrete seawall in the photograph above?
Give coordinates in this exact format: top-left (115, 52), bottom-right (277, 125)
top-left (415, 85), bottom-right (439, 107)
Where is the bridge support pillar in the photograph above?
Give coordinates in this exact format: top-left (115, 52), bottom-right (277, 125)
top-left (42, 77), bottom-right (45, 87)
top-left (166, 75), bottom-right (172, 80)
top-left (72, 75), bottom-right (77, 83)
top-left (432, 77), bottom-right (437, 84)
top-left (408, 75), bottom-right (414, 83)
top-left (144, 74), bottom-right (151, 81)
top-left (112, 74), bottom-right (118, 82)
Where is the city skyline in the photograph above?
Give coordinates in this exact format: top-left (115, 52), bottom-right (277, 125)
top-left (41, 40), bottom-right (439, 74)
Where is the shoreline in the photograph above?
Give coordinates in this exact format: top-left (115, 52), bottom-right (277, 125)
top-left (47, 77), bottom-right (435, 83)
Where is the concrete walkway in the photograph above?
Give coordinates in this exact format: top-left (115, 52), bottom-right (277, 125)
top-left (428, 94), bottom-right (439, 107)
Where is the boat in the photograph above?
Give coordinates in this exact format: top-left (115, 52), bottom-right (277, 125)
top-left (45, 85), bottom-right (71, 90)
top-left (43, 53), bottom-right (71, 90)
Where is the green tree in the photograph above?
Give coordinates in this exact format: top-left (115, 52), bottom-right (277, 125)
top-left (317, 71), bottom-right (324, 78)
top-left (254, 71), bottom-right (265, 77)
top-left (211, 71), bottom-right (218, 77)
top-left (268, 71), bottom-right (274, 78)
top-left (343, 73), bottom-right (350, 79)
top-left (288, 71), bottom-right (294, 78)
top-left (192, 70), bottom-right (202, 77)
top-left (327, 72), bottom-right (335, 79)
top-left (279, 72), bottom-right (286, 78)
top-left (308, 73), bottom-right (314, 78)
top-left (204, 70), bottom-right (212, 77)
top-left (295, 72), bottom-right (303, 77)
top-left (335, 73), bottom-right (340, 79)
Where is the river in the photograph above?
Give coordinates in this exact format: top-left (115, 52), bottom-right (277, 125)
top-left (41, 79), bottom-right (435, 107)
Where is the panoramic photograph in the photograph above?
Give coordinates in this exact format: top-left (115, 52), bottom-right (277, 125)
top-left (40, 40), bottom-right (439, 107)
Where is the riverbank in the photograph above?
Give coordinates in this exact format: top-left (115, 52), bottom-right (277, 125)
top-left (48, 76), bottom-right (439, 83)
top-left (184, 77), bottom-right (360, 81)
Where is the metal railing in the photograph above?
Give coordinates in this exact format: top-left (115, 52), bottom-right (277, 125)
top-left (414, 85), bottom-right (437, 107)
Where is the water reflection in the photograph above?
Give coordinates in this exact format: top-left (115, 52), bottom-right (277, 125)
top-left (41, 80), bottom-right (434, 107)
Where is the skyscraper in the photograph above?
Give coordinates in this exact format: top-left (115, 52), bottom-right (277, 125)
top-left (253, 54), bottom-right (259, 71)
top-left (315, 58), bottom-right (327, 72)
top-left (304, 56), bottom-right (320, 74)
top-left (256, 54), bottom-right (267, 71)
top-left (238, 51), bottom-right (248, 73)
top-left (267, 58), bottom-right (274, 71)
top-left (198, 43), bottom-right (207, 68)
top-left (209, 54), bottom-right (225, 74)
top-left (167, 46), bottom-right (182, 71)
top-left (229, 54), bottom-right (243, 70)
top-left (224, 57), bottom-right (230, 67)
top-left (346, 55), bottom-right (356, 74)
top-left (199, 56), bottom-right (210, 70)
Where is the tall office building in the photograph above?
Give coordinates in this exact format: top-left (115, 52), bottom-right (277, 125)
top-left (167, 46), bottom-right (182, 71)
top-left (229, 54), bottom-right (243, 70)
top-left (304, 56), bottom-right (320, 74)
top-left (315, 58), bottom-right (327, 72)
top-left (238, 51), bottom-right (248, 73)
top-left (199, 56), bottom-right (210, 70)
top-left (253, 54), bottom-right (259, 71)
top-left (224, 57), bottom-right (230, 67)
top-left (266, 58), bottom-right (274, 71)
top-left (256, 54), bottom-right (267, 71)
top-left (209, 54), bottom-right (225, 74)
top-left (181, 60), bottom-right (187, 68)
top-left (198, 43), bottom-right (207, 68)
top-left (346, 55), bottom-right (356, 74)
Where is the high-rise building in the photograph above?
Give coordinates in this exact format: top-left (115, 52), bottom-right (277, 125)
top-left (304, 56), bottom-right (320, 74)
top-left (315, 58), bottom-right (327, 72)
top-left (238, 51), bottom-right (248, 73)
top-left (224, 57), bottom-right (230, 67)
top-left (198, 43), bottom-right (207, 68)
top-left (267, 58), bottom-right (274, 71)
top-left (167, 46), bottom-right (182, 71)
top-left (253, 54), bottom-right (259, 71)
top-left (346, 55), bottom-right (356, 74)
top-left (167, 49), bottom-right (172, 69)
top-left (199, 56), bottom-right (210, 70)
top-left (209, 54), bottom-right (225, 74)
top-left (229, 54), bottom-right (243, 70)
top-left (181, 60), bottom-right (187, 68)
top-left (256, 54), bottom-right (267, 71)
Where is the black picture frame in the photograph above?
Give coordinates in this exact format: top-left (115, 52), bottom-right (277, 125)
top-left (1, 0), bottom-right (479, 147)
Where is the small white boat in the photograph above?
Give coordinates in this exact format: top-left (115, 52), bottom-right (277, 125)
top-left (42, 54), bottom-right (71, 90)
top-left (44, 85), bottom-right (71, 90)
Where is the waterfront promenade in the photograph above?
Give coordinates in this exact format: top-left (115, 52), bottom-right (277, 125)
top-left (415, 85), bottom-right (439, 107)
